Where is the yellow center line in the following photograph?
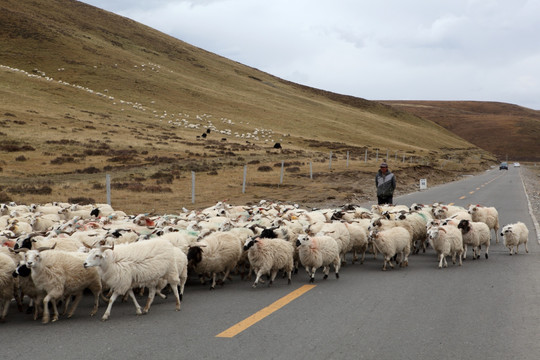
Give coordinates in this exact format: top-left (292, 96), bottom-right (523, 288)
top-left (216, 285), bottom-right (316, 338)
top-left (469, 191), bottom-right (475, 194)
top-left (459, 196), bottom-right (466, 200)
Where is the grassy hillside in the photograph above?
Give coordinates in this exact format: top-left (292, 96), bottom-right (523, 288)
top-left (381, 101), bottom-right (540, 162)
top-left (0, 0), bottom-right (496, 213)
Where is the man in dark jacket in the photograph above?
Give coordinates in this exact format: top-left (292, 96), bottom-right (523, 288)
top-left (375, 162), bottom-right (396, 205)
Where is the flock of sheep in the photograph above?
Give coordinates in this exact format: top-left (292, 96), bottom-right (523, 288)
top-left (0, 64), bottom-right (282, 144)
top-left (0, 199), bottom-right (530, 324)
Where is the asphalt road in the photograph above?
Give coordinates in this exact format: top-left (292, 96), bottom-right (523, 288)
top-left (2, 167), bottom-right (539, 360)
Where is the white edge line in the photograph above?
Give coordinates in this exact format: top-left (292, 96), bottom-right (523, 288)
top-left (519, 168), bottom-right (540, 244)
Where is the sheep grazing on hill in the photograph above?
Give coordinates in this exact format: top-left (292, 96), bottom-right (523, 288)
top-left (243, 237), bottom-right (294, 288)
top-left (84, 238), bottom-right (182, 321)
top-left (467, 204), bottom-right (500, 243)
top-left (295, 234), bottom-right (341, 283)
top-left (368, 227), bottom-right (411, 271)
top-left (500, 222), bottom-right (529, 255)
top-left (457, 219), bottom-right (491, 260)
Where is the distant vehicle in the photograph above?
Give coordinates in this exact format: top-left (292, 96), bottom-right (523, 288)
top-left (500, 162), bottom-right (508, 170)
top-left (513, 162), bottom-right (520, 167)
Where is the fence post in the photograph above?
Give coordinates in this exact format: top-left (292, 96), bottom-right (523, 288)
top-left (329, 151), bottom-right (332, 169)
top-left (346, 151), bottom-right (349, 168)
top-left (191, 171), bottom-right (196, 203)
top-left (376, 149), bottom-right (379, 162)
top-left (106, 174), bottom-right (111, 206)
top-left (242, 165), bottom-right (247, 193)
top-left (365, 149), bottom-right (368, 162)
top-left (279, 161), bottom-right (284, 185)
top-left (309, 161), bottom-right (313, 179)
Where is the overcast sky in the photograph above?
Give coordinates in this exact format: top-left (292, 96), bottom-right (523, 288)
top-left (81, 0), bottom-right (540, 110)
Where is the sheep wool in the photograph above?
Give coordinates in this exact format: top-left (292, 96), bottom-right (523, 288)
top-left (296, 234), bottom-right (341, 283)
top-left (244, 237), bottom-right (294, 287)
top-left (501, 222), bottom-right (529, 255)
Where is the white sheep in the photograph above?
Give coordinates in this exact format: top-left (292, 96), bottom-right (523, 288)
top-left (84, 238), bottom-right (182, 321)
top-left (500, 222), bottom-right (529, 255)
top-left (427, 225), bottom-right (463, 268)
top-left (344, 220), bottom-right (370, 264)
top-left (0, 252), bottom-right (17, 322)
top-left (368, 227), bottom-right (411, 271)
top-left (25, 248), bottom-right (102, 324)
top-left (468, 204), bottom-right (500, 243)
top-left (187, 231), bottom-right (243, 290)
top-left (295, 234), bottom-right (341, 283)
top-left (309, 221), bottom-right (351, 265)
top-left (457, 219), bottom-right (491, 260)
top-left (243, 237), bottom-right (295, 287)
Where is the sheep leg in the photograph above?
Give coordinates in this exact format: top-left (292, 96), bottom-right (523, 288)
top-left (438, 254), bottom-right (444, 268)
top-left (0, 299), bottom-right (9, 321)
top-left (269, 270), bottom-right (278, 286)
top-left (210, 273), bottom-right (217, 290)
top-left (252, 270), bottom-right (263, 288)
top-left (142, 287), bottom-right (157, 314)
top-left (286, 270), bottom-right (292, 285)
top-left (179, 274), bottom-right (187, 302)
top-left (42, 294), bottom-right (59, 324)
top-left (101, 292), bottom-right (119, 321)
top-left (90, 289), bottom-right (101, 317)
top-left (65, 293), bottom-right (83, 318)
top-left (126, 289), bottom-right (143, 316)
top-left (322, 266), bottom-right (330, 280)
top-left (307, 267), bottom-right (316, 283)
top-left (334, 258), bottom-right (341, 278)
top-left (525, 243), bottom-right (529, 253)
top-left (169, 283), bottom-right (181, 311)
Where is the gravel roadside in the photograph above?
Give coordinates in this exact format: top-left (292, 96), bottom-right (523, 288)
top-left (519, 165), bottom-right (540, 242)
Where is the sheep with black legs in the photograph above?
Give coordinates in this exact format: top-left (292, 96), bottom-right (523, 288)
top-left (83, 238), bottom-right (182, 321)
top-left (427, 225), bottom-right (463, 268)
top-left (457, 219), bottom-right (491, 260)
top-left (500, 222), bottom-right (529, 255)
top-left (368, 227), bottom-right (411, 271)
top-left (243, 237), bottom-right (294, 288)
top-left (295, 234), bottom-right (340, 283)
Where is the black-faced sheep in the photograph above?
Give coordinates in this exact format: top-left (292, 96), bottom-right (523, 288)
top-left (457, 219), bottom-right (490, 260)
top-left (243, 237), bottom-right (294, 287)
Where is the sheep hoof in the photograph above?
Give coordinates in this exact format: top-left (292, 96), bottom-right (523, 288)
top-left (335, 273), bottom-right (339, 279)
top-left (309, 277), bottom-right (315, 283)
top-left (252, 283), bottom-right (257, 288)
top-left (485, 254), bottom-right (488, 259)
top-left (323, 274), bottom-right (328, 280)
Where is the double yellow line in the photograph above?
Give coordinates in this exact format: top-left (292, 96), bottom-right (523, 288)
top-left (216, 285), bottom-right (316, 338)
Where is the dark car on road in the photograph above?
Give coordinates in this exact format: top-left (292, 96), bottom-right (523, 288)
top-left (500, 162), bottom-right (508, 170)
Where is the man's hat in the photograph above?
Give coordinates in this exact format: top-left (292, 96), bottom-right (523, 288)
top-left (380, 162), bottom-right (388, 168)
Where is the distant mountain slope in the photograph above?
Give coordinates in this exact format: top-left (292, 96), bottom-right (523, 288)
top-left (0, 0), bottom-right (474, 152)
top-left (381, 101), bottom-right (540, 161)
